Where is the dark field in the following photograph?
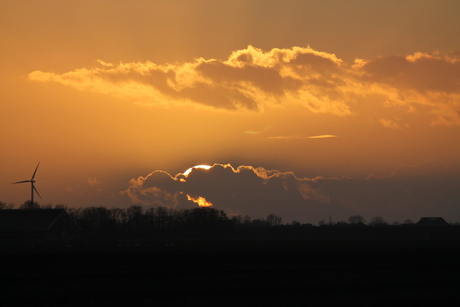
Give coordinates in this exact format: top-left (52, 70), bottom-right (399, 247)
top-left (2, 236), bottom-right (460, 306)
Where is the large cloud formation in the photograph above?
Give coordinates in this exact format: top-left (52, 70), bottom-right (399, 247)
top-left (29, 46), bottom-right (460, 126)
top-left (122, 162), bottom-right (460, 224)
top-left (122, 164), bottom-right (332, 221)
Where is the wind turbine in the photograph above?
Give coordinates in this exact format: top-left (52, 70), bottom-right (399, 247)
top-left (12, 162), bottom-right (42, 205)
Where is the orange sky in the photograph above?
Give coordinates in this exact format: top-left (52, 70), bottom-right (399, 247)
top-left (1, 1), bottom-right (460, 223)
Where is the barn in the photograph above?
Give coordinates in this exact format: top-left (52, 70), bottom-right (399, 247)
top-left (415, 217), bottom-right (450, 227)
top-left (0, 209), bottom-right (81, 240)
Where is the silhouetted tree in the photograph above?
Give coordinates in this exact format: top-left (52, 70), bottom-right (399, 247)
top-left (369, 216), bottom-right (388, 226)
top-left (184, 207), bottom-right (230, 232)
top-left (251, 218), bottom-right (269, 227)
top-left (348, 215), bottom-right (365, 225)
top-left (126, 205), bottom-right (146, 234)
top-left (230, 215), bottom-right (244, 225)
top-left (19, 200), bottom-right (40, 209)
top-left (0, 201), bottom-right (14, 209)
top-left (155, 206), bottom-right (178, 231)
top-left (111, 207), bottom-right (127, 225)
top-left (266, 214), bottom-right (282, 226)
top-left (243, 215), bottom-right (252, 224)
top-left (74, 206), bottom-right (118, 237)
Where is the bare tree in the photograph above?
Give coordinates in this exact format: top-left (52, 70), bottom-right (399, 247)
top-left (19, 200), bottom-right (40, 209)
top-left (266, 214), bottom-right (282, 226)
top-left (348, 215), bottom-right (365, 225)
top-left (0, 201), bottom-right (14, 209)
top-left (369, 216), bottom-right (388, 226)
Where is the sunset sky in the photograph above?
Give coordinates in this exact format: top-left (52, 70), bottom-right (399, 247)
top-left (1, 0), bottom-right (460, 224)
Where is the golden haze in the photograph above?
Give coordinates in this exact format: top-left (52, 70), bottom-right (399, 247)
top-left (1, 1), bottom-right (460, 223)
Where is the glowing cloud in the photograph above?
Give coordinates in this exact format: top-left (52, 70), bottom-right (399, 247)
top-left (28, 46), bottom-right (460, 126)
top-left (307, 135), bottom-right (337, 139)
top-left (267, 134), bottom-right (337, 139)
top-left (183, 165), bottom-right (212, 177)
top-left (122, 163), bottom-right (332, 220)
top-left (120, 161), bottom-right (460, 223)
top-left (244, 125), bottom-right (272, 135)
top-left (27, 46), bottom-right (351, 115)
top-left (186, 195), bottom-right (213, 207)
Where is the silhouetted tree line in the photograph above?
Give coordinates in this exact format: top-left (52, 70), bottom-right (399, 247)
top-left (66, 206), bottom-right (289, 238)
top-left (68, 205), bottom-right (232, 238)
top-left (2, 201), bottom-right (458, 239)
top-left (0, 201), bottom-right (284, 238)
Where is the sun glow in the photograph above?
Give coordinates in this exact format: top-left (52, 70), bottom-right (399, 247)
top-left (183, 164), bottom-right (212, 176)
top-left (186, 194), bottom-right (213, 207)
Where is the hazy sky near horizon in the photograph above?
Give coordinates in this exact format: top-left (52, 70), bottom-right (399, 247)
top-left (1, 0), bottom-right (460, 223)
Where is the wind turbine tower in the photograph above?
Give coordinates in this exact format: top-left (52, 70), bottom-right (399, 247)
top-left (12, 162), bottom-right (42, 205)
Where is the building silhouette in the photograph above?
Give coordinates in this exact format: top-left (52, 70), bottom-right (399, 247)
top-left (416, 217), bottom-right (449, 227)
top-left (0, 209), bottom-right (81, 240)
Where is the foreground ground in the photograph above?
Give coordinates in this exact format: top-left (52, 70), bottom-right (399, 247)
top-left (2, 237), bottom-right (460, 306)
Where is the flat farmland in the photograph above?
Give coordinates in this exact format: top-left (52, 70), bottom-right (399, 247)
top-left (2, 238), bottom-right (460, 306)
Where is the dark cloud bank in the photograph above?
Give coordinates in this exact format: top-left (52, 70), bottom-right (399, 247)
top-left (123, 162), bottom-right (460, 224)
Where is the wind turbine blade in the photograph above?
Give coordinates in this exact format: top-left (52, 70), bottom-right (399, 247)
top-left (33, 185), bottom-right (42, 199)
top-left (31, 162), bottom-right (40, 180)
top-left (12, 180), bottom-right (31, 184)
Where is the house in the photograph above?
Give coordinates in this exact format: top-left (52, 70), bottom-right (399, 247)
top-left (0, 209), bottom-right (81, 240)
top-left (415, 217), bottom-right (450, 227)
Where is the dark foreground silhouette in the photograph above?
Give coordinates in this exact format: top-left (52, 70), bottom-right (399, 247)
top-left (2, 206), bottom-right (460, 305)
top-left (2, 237), bottom-right (460, 306)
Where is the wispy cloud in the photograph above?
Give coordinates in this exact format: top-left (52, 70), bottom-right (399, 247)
top-left (379, 118), bottom-right (409, 130)
top-left (88, 177), bottom-right (101, 186)
top-left (244, 125), bottom-right (272, 135)
top-left (307, 134), bottom-right (338, 139)
top-left (267, 134), bottom-right (337, 139)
